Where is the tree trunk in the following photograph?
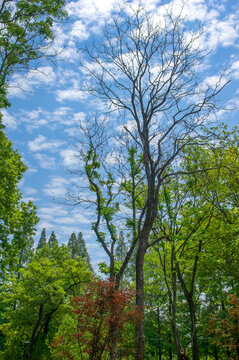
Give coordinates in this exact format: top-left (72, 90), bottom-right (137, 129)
top-left (171, 259), bottom-right (189, 360)
top-left (168, 304), bottom-right (173, 360)
top-left (176, 260), bottom-right (200, 360)
top-left (188, 299), bottom-right (200, 360)
top-left (157, 307), bottom-right (162, 360)
top-left (214, 346), bottom-right (218, 360)
top-left (24, 304), bottom-right (43, 360)
top-left (135, 242), bottom-right (146, 360)
top-left (109, 332), bottom-right (117, 360)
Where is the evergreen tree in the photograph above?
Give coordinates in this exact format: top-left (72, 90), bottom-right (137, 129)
top-left (37, 228), bottom-right (47, 250)
top-left (67, 232), bottom-right (93, 271)
top-left (67, 233), bottom-right (77, 259)
top-left (77, 232), bottom-right (92, 271)
top-left (48, 231), bottom-right (58, 249)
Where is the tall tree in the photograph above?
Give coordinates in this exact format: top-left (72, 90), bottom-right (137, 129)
top-left (48, 231), bottom-right (58, 249)
top-left (37, 228), bottom-right (47, 250)
top-left (67, 232), bottom-right (93, 271)
top-left (67, 232), bottom-right (77, 258)
top-left (78, 5), bottom-right (228, 358)
top-left (77, 232), bottom-right (92, 271)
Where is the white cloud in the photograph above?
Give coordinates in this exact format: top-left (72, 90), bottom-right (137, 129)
top-left (205, 14), bottom-right (239, 48)
top-left (231, 60), bottom-right (239, 80)
top-left (73, 112), bottom-right (86, 122)
top-left (7, 106), bottom-right (86, 133)
top-left (24, 187), bottom-right (38, 195)
top-left (43, 176), bottom-right (69, 197)
top-left (21, 196), bottom-right (40, 202)
top-left (35, 153), bottom-right (56, 169)
top-left (8, 66), bottom-right (56, 98)
top-left (19, 106), bottom-right (76, 131)
top-left (1, 109), bottom-right (17, 130)
top-left (48, 25), bottom-right (79, 62)
top-left (67, 0), bottom-right (122, 24)
top-left (28, 135), bottom-right (65, 152)
top-left (36, 204), bottom-right (92, 244)
top-left (70, 20), bottom-right (89, 40)
top-left (60, 148), bottom-right (81, 167)
top-left (56, 88), bottom-right (88, 102)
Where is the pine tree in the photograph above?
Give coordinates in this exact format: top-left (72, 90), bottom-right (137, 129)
top-left (67, 232), bottom-right (93, 271)
top-left (37, 228), bottom-right (47, 250)
top-left (77, 232), bottom-right (93, 271)
top-left (48, 231), bottom-right (58, 249)
top-left (67, 233), bottom-right (78, 259)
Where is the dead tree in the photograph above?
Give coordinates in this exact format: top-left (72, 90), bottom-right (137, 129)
top-left (78, 5), bottom-right (228, 359)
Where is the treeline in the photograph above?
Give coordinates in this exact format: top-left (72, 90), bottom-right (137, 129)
top-left (36, 229), bottom-right (93, 271)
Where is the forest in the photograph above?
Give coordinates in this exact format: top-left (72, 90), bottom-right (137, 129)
top-left (0, 0), bottom-right (238, 359)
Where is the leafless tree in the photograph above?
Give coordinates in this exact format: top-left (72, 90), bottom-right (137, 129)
top-left (76, 5), bottom-right (228, 359)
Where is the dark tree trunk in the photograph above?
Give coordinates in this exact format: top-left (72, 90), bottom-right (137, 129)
top-left (24, 304), bottom-right (43, 360)
top-left (214, 346), bottom-right (218, 360)
top-left (169, 334), bottom-right (173, 360)
top-left (188, 299), bottom-right (200, 360)
top-left (170, 248), bottom-right (189, 360)
top-left (157, 307), bottom-right (162, 360)
top-left (168, 304), bottom-right (173, 360)
top-left (135, 242), bottom-right (147, 360)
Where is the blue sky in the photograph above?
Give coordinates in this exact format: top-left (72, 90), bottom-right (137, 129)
top-left (3, 0), bottom-right (239, 268)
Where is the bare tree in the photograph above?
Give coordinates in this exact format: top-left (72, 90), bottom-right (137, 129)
top-left (76, 5), bottom-right (228, 359)
top-left (66, 117), bottom-right (149, 359)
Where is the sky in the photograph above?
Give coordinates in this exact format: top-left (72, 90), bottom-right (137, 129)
top-left (2, 0), bottom-right (239, 269)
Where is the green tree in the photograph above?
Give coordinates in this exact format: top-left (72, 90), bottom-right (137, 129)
top-left (0, 245), bottom-right (91, 360)
top-left (12, 201), bottom-right (38, 278)
top-left (143, 134), bottom-right (239, 359)
top-left (67, 232), bottom-right (77, 258)
top-left (37, 228), bottom-right (47, 250)
top-left (67, 232), bottom-right (93, 271)
top-left (77, 232), bottom-right (92, 271)
top-left (0, 130), bottom-right (39, 278)
top-left (0, 0), bottom-right (67, 111)
top-left (48, 231), bottom-right (58, 249)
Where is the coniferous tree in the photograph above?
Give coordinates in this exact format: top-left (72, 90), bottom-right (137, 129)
top-left (67, 232), bottom-right (93, 271)
top-left (37, 228), bottom-right (47, 250)
top-left (48, 231), bottom-right (58, 249)
top-left (67, 233), bottom-right (78, 258)
top-left (77, 232), bottom-right (93, 271)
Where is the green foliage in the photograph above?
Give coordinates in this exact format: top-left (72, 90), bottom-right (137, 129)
top-left (48, 231), bottom-right (58, 249)
top-left (0, 129), bottom-right (39, 277)
top-left (67, 232), bottom-right (93, 271)
top-left (0, 0), bottom-right (67, 110)
top-left (37, 228), bottom-right (47, 250)
top-left (0, 245), bottom-right (91, 359)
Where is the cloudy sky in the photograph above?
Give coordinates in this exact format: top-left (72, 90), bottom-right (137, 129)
top-left (3, 0), bottom-right (239, 268)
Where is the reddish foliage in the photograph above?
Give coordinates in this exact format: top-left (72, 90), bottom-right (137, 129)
top-left (208, 294), bottom-right (239, 359)
top-left (53, 280), bottom-right (141, 360)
